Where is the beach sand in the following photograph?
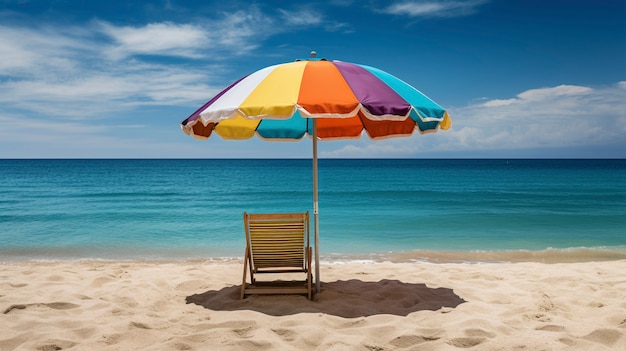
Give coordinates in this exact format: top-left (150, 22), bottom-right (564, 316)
top-left (1, 260), bottom-right (625, 350)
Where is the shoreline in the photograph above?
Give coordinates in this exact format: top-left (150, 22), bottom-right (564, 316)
top-left (2, 259), bottom-right (625, 350)
top-left (2, 245), bottom-right (626, 264)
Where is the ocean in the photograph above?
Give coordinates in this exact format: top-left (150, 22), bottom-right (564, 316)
top-left (1, 159), bottom-right (625, 262)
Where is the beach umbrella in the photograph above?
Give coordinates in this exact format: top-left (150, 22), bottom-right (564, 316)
top-left (180, 53), bottom-right (452, 292)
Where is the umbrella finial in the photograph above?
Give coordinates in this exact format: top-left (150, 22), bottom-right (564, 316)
top-left (310, 51), bottom-right (317, 58)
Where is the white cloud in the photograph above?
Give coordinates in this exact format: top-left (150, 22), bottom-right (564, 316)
top-left (447, 82), bottom-right (626, 151)
top-left (0, 113), bottom-right (161, 158)
top-left (0, 28), bottom-right (37, 71)
top-left (482, 98), bottom-right (516, 107)
top-left (0, 66), bottom-right (216, 118)
top-left (321, 141), bottom-right (416, 157)
top-left (324, 82), bottom-right (626, 158)
top-left (480, 84), bottom-right (595, 108)
top-left (278, 8), bottom-right (324, 26)
top-left (0, 5), bottom-right (325, 120)
top-left (0, 24), bottom-right (96, 74)
top-left (98, 22), bottom-right (208, 59)
top-left (209, 7), bottom-right (276, 50)
top-left (0, 23), bottom-right (222, 118)
top-left (381, 0), bottom-right (488, 18)
top-left (277, 7), bottom-right (349, 32)
top-left (95, 7), bottom-right (281, 60)
top-left (0, 6), bottom-right (344, 157)
top-left (516, 84), bottom-right (593, 101)
top-left (91, 6), bottom-right (335, 61)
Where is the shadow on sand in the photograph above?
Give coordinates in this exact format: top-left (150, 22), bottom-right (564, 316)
top-left (186, 279), bottom-right (466, 318)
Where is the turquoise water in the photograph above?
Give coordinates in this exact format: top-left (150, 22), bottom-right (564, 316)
top-left (1, 159), bottom-right (625, 261)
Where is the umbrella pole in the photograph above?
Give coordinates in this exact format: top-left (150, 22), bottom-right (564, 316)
top-left (312, 118), bottom-right (321, 293)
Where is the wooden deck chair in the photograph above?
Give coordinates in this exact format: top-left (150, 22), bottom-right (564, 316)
top-left (241, 212), bottom-right (313, 300)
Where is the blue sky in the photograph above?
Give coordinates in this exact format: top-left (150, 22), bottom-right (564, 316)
top-left (1, 0), bottom-right (625, 158)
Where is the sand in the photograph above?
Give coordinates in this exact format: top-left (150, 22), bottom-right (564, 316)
top-left (1, 259), bottom-right (625, 350)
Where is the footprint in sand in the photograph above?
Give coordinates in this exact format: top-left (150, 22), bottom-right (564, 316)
top-left (101, 333), bottom-right (125, 346)
top-left (231, 339), bottom-right (272, 350)
top-left (36, 339), bottom-right (77, 351)
top-left (176, 279), bottom-right (208, 291)
top-left (3, 302), bottom-right (79, 314)
top-left (129, 321), bottom-right (152, 330)
top-left (389, 335), bottom-right (440, 348)
top-left (91, 275), bottom-right (116, 288)
top-left (536, 324), bottom-right (565, 332)
top-left (272, 328), bottom-right (297, 342)
top-left (171, 342), bottom-right (193, 351)
top-left (583, 328), bottom-right (623, 347)
top-left (233, 326), bottom-right (255, 338)
top-left (9, 283), bottom-right (28, 288)
top-left (524, 312), bottom-right (552, 322)
top-left (447, 337), bottom-right (486, 348)
top-left (464, 329), bottom-right (496, 338)
top-left (46, 275), bottom-right (64, 282)
top-left (445, 328), bottom-right (496, 349)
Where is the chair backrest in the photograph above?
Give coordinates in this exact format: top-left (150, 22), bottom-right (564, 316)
top-left (244, 212), bottom-right (309, 270)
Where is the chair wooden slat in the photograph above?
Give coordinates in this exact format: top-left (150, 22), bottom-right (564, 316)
top-left (241, 212), bottom-right (312, 299)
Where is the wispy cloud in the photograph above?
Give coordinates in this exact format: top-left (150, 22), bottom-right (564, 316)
top-left (0, 5), bottom-right (331, 121)
top-left (0, 65), bottom-right (217, 118)
top-left (207, 7), bottom-right (276, 51)
top-left (278, 6), bottom-right (350, 32)
top-left (98, 21), bottom-right (208, 59)
top-left (0, 24), bottom-right (96, 74)
top-left (0, 5), bottom-right (345, 157)
top-left (483, 85), bottom-right (594, 107)
top-left (278, 8), bottom-right (324, 26)
top-left (0, 21), bottom-right (221, 118)
top-left (97, 7), bottom-right (281, 60)
top-left (325, 82), bottom-right (626, 157)
top-left (380, 0), bottom-right (488, 18)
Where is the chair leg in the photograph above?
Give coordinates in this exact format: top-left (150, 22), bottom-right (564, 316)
top-left (248, 253), bottom-right (255, 285)
top-left (307, 246), bottom-right (313, 300)
top-left (241, 247), bottom-right (249, 299)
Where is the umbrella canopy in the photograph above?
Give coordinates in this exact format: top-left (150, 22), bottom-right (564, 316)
top-left (180, 56), bottom-right (451, 292)
top-left (181, 58), bottom-right (450, 140)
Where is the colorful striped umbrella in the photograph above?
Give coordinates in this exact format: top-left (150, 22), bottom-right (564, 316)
top-left (181, 54), bottom-right (451, 292)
